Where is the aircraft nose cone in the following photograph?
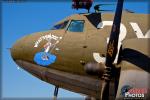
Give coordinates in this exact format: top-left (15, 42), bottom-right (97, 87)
top-left (11, 33), bottom-right (40, 63)
top-left (10, 34), bottom-right (48, 80)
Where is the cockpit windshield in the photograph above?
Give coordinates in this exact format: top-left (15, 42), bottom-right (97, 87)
top-left (67, 20), bottom-right (84, 32)
top-left (51, 20), bottom-right (69, 30)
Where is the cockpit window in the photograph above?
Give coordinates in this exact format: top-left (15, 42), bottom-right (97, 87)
top-left (67, 20), bottom-right (84, 32)
top-left (52, 20), bottom-right (69, 30)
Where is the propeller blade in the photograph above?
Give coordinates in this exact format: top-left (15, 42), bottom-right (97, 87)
top-left (106, 0), bottom-right (124, 67)
top-left (101, 0), bottom-right (124, 100)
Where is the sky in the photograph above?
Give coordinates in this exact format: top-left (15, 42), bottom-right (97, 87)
top-left (1, 0), bottom-right (149, 99)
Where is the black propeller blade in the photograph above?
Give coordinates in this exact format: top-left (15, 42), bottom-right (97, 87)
top-left (106, 0), bottom-right (124, 66)
top-left (100, 0), bottom-right (124, 100)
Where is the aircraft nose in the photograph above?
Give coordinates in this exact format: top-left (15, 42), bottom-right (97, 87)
top-left (11, 31), bottom-right (62, 65)
top-left (10, 34), bottom-right (48, 80)
top-left (11, 35), bottom-right (36, 62)
top-left (11, 36), bottom-right (26, 61)
top-left (11, 32), bottom-right (47, 63)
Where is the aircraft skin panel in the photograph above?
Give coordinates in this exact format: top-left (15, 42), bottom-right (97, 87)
top-left (15, 60), bottom-right (101, 98)
top-left (15, 60), bottom-right (116, 99)
top-left (122, 38), bottom-right (150, 56)
top-left (11, 12), bottom-right (150, 78)
top-left (10, 12), bottom-right (150, 99)
top-left (116, 62), bottom-right (150, 99)
top-left (116, 38), bottom-right (150, 99)
top-left (101, 12), bottom-right (150, 38)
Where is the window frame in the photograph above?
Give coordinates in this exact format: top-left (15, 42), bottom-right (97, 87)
top-left (66, 20), bottom-right (85, 32)
top-left (51, 20), bottom-right (69, 30)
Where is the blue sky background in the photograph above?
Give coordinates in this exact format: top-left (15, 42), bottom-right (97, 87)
top-left (1, 0), bottom-right (149, 99)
